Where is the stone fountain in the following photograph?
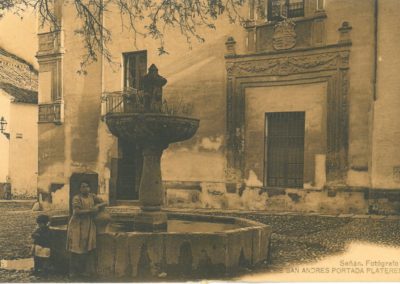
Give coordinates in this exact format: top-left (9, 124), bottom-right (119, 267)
top-left (48, 65), bottom-right (271, 280)
top-left (106, 64), bottom-right (200, 232)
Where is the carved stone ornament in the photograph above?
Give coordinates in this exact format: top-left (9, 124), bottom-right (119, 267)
top-left (273, 18), bottom-right (297, 50)
top-left (229, 53), bottom-right (339, 77)
top-left (226, 62), bottom-right (235, 76)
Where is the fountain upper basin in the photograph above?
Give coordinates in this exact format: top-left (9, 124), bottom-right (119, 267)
top-left (105, 113), bottom-right (199, 145)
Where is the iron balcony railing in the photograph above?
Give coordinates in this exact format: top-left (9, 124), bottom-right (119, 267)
top-left (102, 89), bottom-right (194, 117)
top-left (103, 89), bottom-right (148, 114)
top-left (38, 102), bottom-right (63, 124)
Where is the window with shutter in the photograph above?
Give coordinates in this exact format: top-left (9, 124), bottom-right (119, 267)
top-left (123, 51), bottom-right (147, 90)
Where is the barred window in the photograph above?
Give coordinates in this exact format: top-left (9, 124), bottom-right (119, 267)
top-left (267, 0), bottom-right (304, 21)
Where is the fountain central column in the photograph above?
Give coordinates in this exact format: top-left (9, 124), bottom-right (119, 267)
top-left (134, 143), bottom-right (168, 232)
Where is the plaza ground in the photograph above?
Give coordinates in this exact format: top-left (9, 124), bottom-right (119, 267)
top-left (0, 201), bottom-right (400, 282)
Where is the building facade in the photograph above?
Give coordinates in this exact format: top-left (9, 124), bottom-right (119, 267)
top-left (37, 0), bottom-right (400, 214)
top-left (0, 48), bottom-right (38, 198)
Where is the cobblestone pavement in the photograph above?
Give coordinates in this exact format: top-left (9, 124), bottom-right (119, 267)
top-left (0, 202), bottom-right (68, 282)
top-left (223, 212), bottom-right (400, 271)
top-left (1, 203), bottom-right (400, 282)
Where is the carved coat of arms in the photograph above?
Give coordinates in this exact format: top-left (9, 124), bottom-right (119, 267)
top-left (272, 19), bottom-right (297, 50)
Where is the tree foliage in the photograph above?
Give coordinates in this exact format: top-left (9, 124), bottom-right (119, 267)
top-left (0, 0), bottom-right (246, 70)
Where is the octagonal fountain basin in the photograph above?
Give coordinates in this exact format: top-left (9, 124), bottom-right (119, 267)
top-left (105, 113), bottom-right (200, 144)
top-left (49, 213), bottom-right (272, 280)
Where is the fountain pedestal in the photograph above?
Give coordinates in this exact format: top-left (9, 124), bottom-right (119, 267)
top-left (134, 144), bottom-right (168, 231)
top-left (134, 211), bottom-right (168, 232)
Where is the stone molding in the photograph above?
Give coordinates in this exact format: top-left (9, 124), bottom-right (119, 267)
top-left (226, 52), bottom-right (340, 77)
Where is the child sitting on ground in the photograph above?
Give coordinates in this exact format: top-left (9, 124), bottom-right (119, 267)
top-left (31, 214), bottom-right (51, 275)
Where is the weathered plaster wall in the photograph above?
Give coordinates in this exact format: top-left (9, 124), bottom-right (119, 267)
top-left (324, 0), bottom-right (375, 186)
top-left (371, 0), bottom-right (400, 189)
top-left (50, 2), bottom-right (106, 208)
top-left (0, 91), bottom-right (11, 183)
top-left (161, 41), bottom-right (228, 182)
top-left (37, 4), bottom-right (64, 206)
top-left (37, 123), bottom-right (65, 194)
top-left (244, 83), bottom-right (327, 188)
top-left (167, 186), bottom-right (369, 214)
top-left (9, 102), bottom-right (38, 196)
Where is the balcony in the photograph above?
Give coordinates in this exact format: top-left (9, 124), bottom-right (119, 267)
top-left (101, 89), bottom-right (193, 117)
top-left (102, 89), bottom-right (146, 115)
top-left (38, 102), bottom-right (63, 124)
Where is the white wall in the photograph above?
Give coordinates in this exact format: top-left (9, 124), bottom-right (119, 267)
top-left (0, 91), bottom-right (11, 183)
top-left (9, 102), bottom-right (38, 196)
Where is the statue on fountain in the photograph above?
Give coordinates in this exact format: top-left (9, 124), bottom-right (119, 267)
top-left (141, 64), bottom-right (167, 113)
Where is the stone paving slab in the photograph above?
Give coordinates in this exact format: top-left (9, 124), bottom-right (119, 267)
top-left (385, 215), bottom-right (400, 220)
top-left (338, 214), bottom-right (355, 218)
top-left (0, 200), bottom-right (36, 203)
top-left (272, 212), bottom-right (291, 216)
top-left (317, 214), bottom-right (337, 218)
top-left (352, 214), bottom-right (371, 219)
top-left (369, 215), bottom-right (385, 220)
top-left (304, 212), bottom-right (321, 216)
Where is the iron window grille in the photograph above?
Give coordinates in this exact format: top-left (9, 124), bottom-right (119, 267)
top-left (267, 0), bottom-right (304, 21)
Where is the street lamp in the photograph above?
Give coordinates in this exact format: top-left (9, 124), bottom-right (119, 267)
top-left (0, 116), bottom-right (10, 139)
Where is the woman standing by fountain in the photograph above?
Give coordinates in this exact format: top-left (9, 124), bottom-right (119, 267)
top-left (66, 181), bottom-right (107, 279)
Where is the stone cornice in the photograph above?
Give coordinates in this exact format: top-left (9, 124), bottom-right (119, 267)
top-left (225, 43), bottom-right (351, 77)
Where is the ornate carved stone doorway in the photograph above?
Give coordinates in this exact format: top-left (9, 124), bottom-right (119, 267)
top-left (225, 43), bottom-right (351, 187)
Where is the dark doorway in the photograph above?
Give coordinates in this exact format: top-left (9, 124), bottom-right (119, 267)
top-left (265, 112), bottom-right (305, 188)
top-left (116, 140), bottom-right (143, 200)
